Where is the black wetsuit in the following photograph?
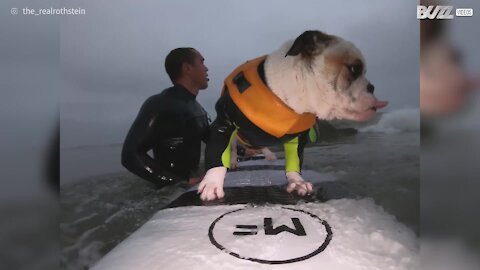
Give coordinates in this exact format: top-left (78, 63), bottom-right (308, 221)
top-left (121, 85), bottom-right (209, 187)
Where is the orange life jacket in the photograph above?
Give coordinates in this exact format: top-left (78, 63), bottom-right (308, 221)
top-left (224, 55), bottom-right (316, 138)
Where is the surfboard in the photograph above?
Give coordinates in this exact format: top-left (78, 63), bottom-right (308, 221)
top-left (92, 159), bottom-right (418, 270)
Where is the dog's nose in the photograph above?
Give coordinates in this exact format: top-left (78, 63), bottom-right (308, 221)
top-left (367, 83), bottom-right (375, 94)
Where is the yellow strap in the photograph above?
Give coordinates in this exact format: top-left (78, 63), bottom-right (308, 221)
top-left (308, 127), bottom-right (317, 143)
top-left (221, 129), bottom-right (238, 168)
top-left (283, 137), bottom-right (300, 173)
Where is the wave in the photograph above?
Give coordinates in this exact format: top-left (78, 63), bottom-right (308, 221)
top-left (360, 108), bottom-right (420, 134)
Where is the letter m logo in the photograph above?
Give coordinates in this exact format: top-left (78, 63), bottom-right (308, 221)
top-left (264, 218), bottom-right (307, 236)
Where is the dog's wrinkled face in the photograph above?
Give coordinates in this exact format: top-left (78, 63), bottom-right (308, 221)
top-left (284, 30), bottom-right (388, 121)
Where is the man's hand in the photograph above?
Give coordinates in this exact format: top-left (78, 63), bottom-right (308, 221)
top-left (197, 166), bottom-right (227, 201)
top-left (286, 171), bottom-right (313, 196)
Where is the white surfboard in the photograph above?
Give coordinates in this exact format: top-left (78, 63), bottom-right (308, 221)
top-left (92, 159), bottom-right (418, 270)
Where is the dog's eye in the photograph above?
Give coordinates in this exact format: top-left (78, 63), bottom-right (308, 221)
top-left (347, 64), bottom-right (362, 78)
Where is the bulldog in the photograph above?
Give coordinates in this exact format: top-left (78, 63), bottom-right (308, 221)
top-left (198, 30), bottom-right (388, 201)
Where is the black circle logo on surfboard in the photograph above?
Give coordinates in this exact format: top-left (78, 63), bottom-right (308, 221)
top-left (208, 206), bottom-right (332, 264)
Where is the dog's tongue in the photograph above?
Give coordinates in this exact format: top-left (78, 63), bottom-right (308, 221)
top-left (374, 101), bottom-right (388, 110)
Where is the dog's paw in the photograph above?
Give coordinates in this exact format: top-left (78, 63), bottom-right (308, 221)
top-left (285, 171), bottom-right (313, 196)
top-left (197, 167), bottom-right (227, 201)
top-left (262, 148), bottom-right (277, 161)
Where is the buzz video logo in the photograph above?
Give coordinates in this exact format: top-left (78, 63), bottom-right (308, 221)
top-left (417, 5), bottom-right (474, 19)
top-left (208, 206), bottom-right (332, 265)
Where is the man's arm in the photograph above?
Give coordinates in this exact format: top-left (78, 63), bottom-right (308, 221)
top-left (121, 98), bottom-right (185, 187)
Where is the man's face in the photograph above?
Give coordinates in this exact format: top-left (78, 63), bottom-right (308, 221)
top-left (188, 50), bottom-right (209, 90)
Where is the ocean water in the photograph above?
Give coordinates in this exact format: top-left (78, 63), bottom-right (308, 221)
top-left (60, 109), bottom-right (419, 270)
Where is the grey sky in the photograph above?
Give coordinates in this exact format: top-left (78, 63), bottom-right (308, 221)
top-left (60, 0), bottom-right (420, 147)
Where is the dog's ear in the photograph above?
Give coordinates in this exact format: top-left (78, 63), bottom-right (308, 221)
top-left (285, 30), bottom-right (335, 58)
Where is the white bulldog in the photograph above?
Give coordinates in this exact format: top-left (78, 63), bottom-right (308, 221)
top-left (199, 30), bottom-right (387, 201)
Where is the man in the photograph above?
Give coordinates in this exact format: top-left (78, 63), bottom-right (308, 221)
top-left (121, 48), bottom-right (210, 187)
